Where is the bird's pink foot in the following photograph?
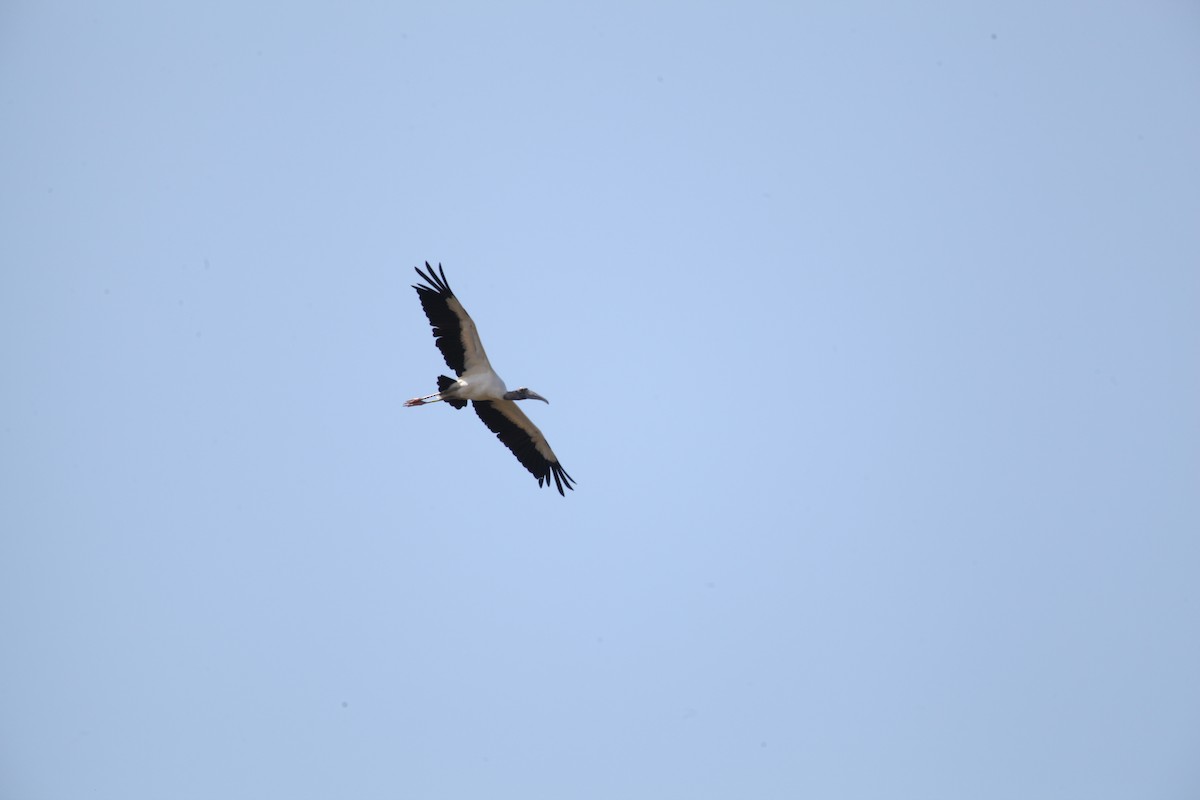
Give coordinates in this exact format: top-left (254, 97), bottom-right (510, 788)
top-left (404, 398), bottom-right (425, 407)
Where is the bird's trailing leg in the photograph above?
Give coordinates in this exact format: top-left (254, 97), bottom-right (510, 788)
top-left (406, 376), bottom-right (467, 409)
top-left (404, 391), bottom-right (444, 407)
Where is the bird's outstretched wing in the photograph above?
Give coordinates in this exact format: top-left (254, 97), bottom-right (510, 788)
top-left (473, 400), bottom-right (576, 495)
top-left (411, 262), bottom-right (492, 377)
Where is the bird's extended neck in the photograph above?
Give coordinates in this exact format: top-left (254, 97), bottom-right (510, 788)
top-left (503, 387), bottom-right (549, 403)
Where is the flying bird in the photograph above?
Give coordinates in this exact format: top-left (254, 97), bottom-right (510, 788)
top-left (405, 262), bottom-right (576, 495)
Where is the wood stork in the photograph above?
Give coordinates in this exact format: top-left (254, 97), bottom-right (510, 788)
top-left (404, 262), bottom-right (576, 495)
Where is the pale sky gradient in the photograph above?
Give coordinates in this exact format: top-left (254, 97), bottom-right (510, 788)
top-left (3, 3), bottom-right (1199, 798)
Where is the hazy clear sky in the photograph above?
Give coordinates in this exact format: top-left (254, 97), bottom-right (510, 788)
top-left (3, 3), bottom-right (1198, 798)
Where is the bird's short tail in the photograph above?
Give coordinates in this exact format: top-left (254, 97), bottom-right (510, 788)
top-left (438, 375), bottom-right (468, 409)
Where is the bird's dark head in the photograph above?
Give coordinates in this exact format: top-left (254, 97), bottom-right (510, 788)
top-left (504, 387), bottom-right (549, 403)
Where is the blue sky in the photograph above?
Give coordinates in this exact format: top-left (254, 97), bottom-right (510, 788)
top-left (3, 2), bottom-right (1199, 798)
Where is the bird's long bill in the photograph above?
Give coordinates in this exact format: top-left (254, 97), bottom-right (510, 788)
top-left (527, 390), bottom-right (549, 403)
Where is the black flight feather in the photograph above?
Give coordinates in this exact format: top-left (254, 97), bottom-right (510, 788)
top-left (472, 401), bottom-right (576, 496)
top-left (412, 262), bottom-right (466, 376)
